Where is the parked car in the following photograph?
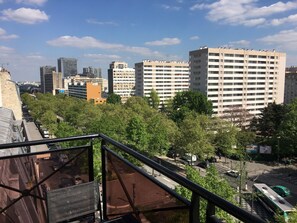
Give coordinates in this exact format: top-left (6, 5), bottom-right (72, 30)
top-left (271, 185), bottom-right (290, 197)
top-left (226, 170), bottom-right (240, 178)
top-left (197, 160), bottom-right (210, 169)
top-left (181, 153), bottom-right (197, 165)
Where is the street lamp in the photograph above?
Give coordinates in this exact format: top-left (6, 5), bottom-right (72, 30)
top-left (277, 136), bottom-right (280, 164)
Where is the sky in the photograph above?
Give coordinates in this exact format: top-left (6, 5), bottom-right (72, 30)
top-left (1, 0), bottom-right (297, 81)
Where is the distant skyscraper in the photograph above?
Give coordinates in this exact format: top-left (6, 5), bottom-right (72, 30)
top-left (284, 66), bottom-right (297, 104)
top-left (57, 57), bottom-right (77, 77)
top-left (40, 66), bottom-right (56, 93)
top-left (108, 61), bottom-right (135, 103)
top-left (82, 66), bottom-right (102, 78)
top-left (135, 60), bottom-right (189, 106)
top-left (189, 47), bottom-right (286, 123)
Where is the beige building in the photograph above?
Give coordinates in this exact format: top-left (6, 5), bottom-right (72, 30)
top-left (135, 60), bottom-right (189, 106)
top-left (189, 47), bottom-right (286, 122)
top-left (0, 69), bottom-right (22, 120)
top-left (108, 61), bottom-right (135, 103)
top-left (284, 66), bottom-right (297, 104)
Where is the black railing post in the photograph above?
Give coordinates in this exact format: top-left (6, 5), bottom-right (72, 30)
top-left (206, 201), bottom-right (216, 223)
top-left (190, 192), bottom-right (200, 223)
top-left (88, 139), bottom-right (94, 182)
top-left (101, 139), bottom-right (107, 220)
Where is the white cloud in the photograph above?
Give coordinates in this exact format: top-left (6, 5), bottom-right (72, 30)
top-left (86, 19), bottom-right (118, 26)
top-left (190, 0), bottom-right (297, 27)
top-left (26, 54), bottom-right (44, 59)
top-left (269, 13), bottom-right (297, 26)
top-left (0, 45), bottom-right (14, 54)
top-left (0, 28), bottom-right (19, 40)
top-left (145, 37), bottom-right (181, 46)
top-left (47, 36), bottom-right (164, 57)
top-left (190, 36), bottom-right (199, 40)
top-left (258, 29), bottom-right (297, 51)
top-left (84, 53), bottom-right (121, 60)
top-left (229, 39), bottom-right (250, 47)
top-left (16, 0), bottom-right (47, 6)
top-left (1, 8), bottom-right (49, 24)
top-left (161, 4), bottom-right (181, 11)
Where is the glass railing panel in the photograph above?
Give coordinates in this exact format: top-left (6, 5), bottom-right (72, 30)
top-left (105, 151), bottom-right (189, 222)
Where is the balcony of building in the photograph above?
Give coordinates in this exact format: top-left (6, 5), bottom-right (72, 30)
top-left (0, 134), bottom-right (265, 223)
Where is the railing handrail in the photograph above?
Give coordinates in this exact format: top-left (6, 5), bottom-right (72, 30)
top-left (0, 133), bottom-right (266, 222)
top-left (99, 133), bottom-right (266, 223)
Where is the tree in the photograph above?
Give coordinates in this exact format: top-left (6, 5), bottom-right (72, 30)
top-left (222, 105), bottom-right (252, 130)
top-left (106, 93), bottom-right (121, 104)
top-left (175, 166), bottom-right (237, 222)
top-left (149, 89), bottom-right (160, 109)
top-left (174, 113), bottom-right (214, 160)
top-left (170, 91), bottom-right (213, 123)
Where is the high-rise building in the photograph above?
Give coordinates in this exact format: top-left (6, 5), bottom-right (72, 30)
top-left (82, 66), bottom-right (102, 78)
top-left (108, 61), bottom-right (135, 103)
top-left (284, 66), bottom-right (297, 104)
top-left (135, 60), bottom-right (189, 106)
top-left (189, 47), bottom-right (286, 122)
top-left (40, 66), bottom-right (56, 93)
top-left (44, 71), bottom-right (63, 94)
top-left (57, 57), bottom-right (78, 77)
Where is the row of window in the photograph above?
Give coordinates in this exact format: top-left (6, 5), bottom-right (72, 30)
top-left (209, 53), bottom-right (278, 59)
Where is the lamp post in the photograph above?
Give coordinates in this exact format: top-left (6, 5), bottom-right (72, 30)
top-left (277, 136), bottom-right (280, 164)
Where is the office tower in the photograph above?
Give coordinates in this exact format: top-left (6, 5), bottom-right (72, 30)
top-left (40, 66), bottom-right (56, 93)
top-left (135, 60), bottom-right (189, 106)
top-left (68, 81), bottom-right (106, 104)
top-left (57, 57), bottom-right (78, 77)
top-left (108, 61), bottom-right (135, 103)
top-left (189, 47), bottom-right (286, 122)
top-left (284, 66), bottom-right (297, 104)
top-left (82, 66), bottom-right (102, 78)
top-left (44, 71), bottom-right (63, 94)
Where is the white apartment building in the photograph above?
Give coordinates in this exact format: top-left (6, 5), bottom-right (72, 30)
top-left (135, 60), bottom-right (189, 106)
top-left (189, 47), bottom-right (286, 120)
top-left (108, 61), bottom-right (135, 103)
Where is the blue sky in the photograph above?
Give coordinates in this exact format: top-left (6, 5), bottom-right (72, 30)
top-left (1, 0), bottom-right (297, 81)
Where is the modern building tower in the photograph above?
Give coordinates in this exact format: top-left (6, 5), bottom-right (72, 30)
top-left (82, 66), bottom-right (102, 78)
top-left (40, 66), bottom-right (56, 93)
top-left (135, 60), bottom-right (189, 106)
top-left (284, 66), bottom-right (297, 104)
top-left (108, 61), bottom-right (135, 103)
top-left (57, 57), bottom-right (77, 77)
top-left (44, 71), bottom-right (63, 94)
top-left (189, 47), bottom-right (286, 123)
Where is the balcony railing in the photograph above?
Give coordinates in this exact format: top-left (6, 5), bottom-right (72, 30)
top-left (0, 134), bottom-right (266, 223)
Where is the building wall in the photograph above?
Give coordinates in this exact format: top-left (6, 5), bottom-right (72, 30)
top-left (284, 67), bottom-right (297, 104)
top-left (44, 71), bottom-right (62, 94)
top-left (189, 47), bottom-right (286, 120)
top-left (0, 70), bottom-right (22, 120)
top-left (135, 60), bottom-right (189, 106)
top-left (40, 66), bottom-right (56, 93)
top-left (108, 61), bottom-right (135, 103)
top-left (57, 57), bottom-right (78, 77)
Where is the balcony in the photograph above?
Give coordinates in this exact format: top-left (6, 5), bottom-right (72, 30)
top-left (0, 134), bottom-right (265, 223)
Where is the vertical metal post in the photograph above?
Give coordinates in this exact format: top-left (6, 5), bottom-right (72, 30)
top-left (101, 139), bottom-right (107, 220)
top-left (88, 139), bottom-right (94, 182)
top-left (206, 201), bottom-right (215, 223)
top-left (190, 193), bottom-right (200, 223)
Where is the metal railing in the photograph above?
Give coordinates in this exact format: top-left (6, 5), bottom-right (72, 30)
top-left (0, 134), bottom-right (266, 223)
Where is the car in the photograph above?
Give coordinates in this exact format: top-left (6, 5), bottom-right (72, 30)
top-left (197, 161), bottom-right (210, 169)
top-left (271, 185), bottom-right (290, 197)
top-left (181, 153), bottom-right (197, 165)
top-left (226, 170), bottom-right (240, 178)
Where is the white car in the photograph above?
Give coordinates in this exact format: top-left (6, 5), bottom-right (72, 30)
top-left (226, 170), bottom-right (240, 178)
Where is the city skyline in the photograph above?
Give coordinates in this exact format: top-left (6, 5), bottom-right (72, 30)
top-left (1, 0), bottom-right (297, 81)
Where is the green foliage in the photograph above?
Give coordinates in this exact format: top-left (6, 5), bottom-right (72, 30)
top-left (106, 93), bottom-right (122, 104)
top-left (149, 89), bottom-right (160, 109)
top-left (174, 113), bottom-right (215, 159)
top-left (170, 91), bottom-right (213, 123)
top-left (175, 166), bottom-right (237, 222)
